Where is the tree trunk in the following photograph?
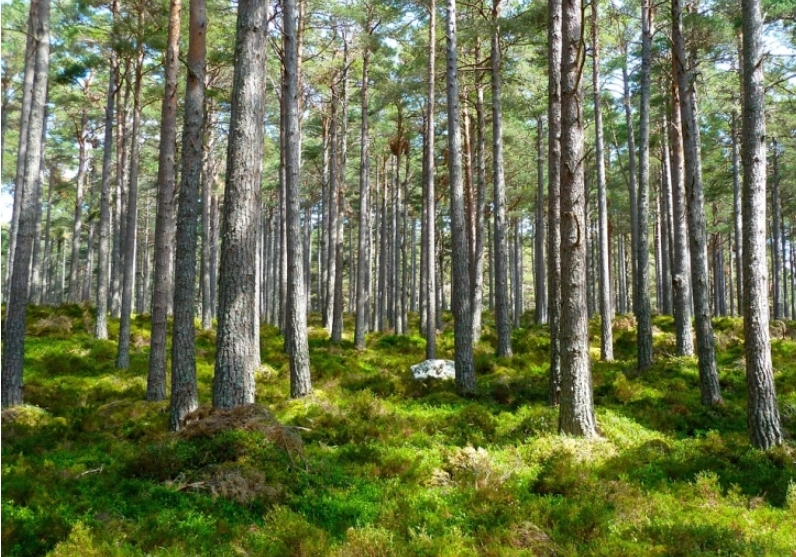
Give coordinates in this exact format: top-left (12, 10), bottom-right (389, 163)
top-left (730, 112), bottom-right (743, 315)
top-left (673, 0), bottom-right (721, 405)
top-left (170, 0), bottom-right (205, 429)
top-left (214, 0), bottom-right (268, 407)
top-left (741, 0), bottom-right (783, 449)
top-left (592, 0), bottom-right (613, 360)
top-left (660, 113), bottom-right (674, 316)
top-left (116, 34), bottom-right (144, 370)
top-left (547, 0), bottom-right (563, 405)
top-left (2, 0), bottom-right (50, 408)
top-left (147, 0), bottom-right (181, 402)
top-left (621, 47), bottom-right (638, 314)
top-left (331, 41), bottom-right (350, 344)
top-left (284, 0), bottom-right (312, 398)
top-left (558, 0), bottom-right (597, 437)
top-left (491, 4), bottom-right (512, 357)
top-left (534, 117), bottom-right (547, 324)
top-left (4, 0), bottom-right (38, 301)
top-left (771, 138), bottom-right (783, 319)
top-left (201, 101), bottom-right (217, 329)
top-left (636, 0), bottom-right (654, 371)
top-left (471, 53), bottom-right (486, 344)
top-left (354, 25), bottom-right (375, 350)
top-left (423, 0), bottom-right (437, 358)
top-left (446, 0), bottom-right (475, 393)
top-left (69, 112), bottom-right (90, 303)
top-left (669, 79), bottom-right (694, 356)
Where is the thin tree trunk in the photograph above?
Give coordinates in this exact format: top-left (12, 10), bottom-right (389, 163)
top-left (170, 0), bottom-right (205, 429)
top-left (116, 34), bottom-right (144, 370)
top-left (636, 0), bottom-right (654, 371)
top-left (548, 0), bottom-right (563, 405)
top-left (621, 47), bottom-right (638, 314)
top-left (771, 138), bottom-right (783, 319)
top-left (492, 2), bottom-right (512, 357)
top-left (331, 40), bottom-right (350, 344)
top-left (535, 117), bottom-right (547, 324)
top-left (4, 0), bottom-right (38, 301)
top-left (559, 0), bottom-right (597, 437)
top-left (201, 102), bottom-right (216, 329)
top-left (471, 56), bottom-right (486, 344)
top-left (673, 0), bottom-right (721, 405)
top-left (69, 112), bottom-right (90, 303)
top-left (660, 114), bottom-right (674, 316)
top-left (741, 0), bottom-right (782, 449)
top-left (284, 0), bottom-right (312, 397)
top-left (214, 0), bottom-right (268, 407)
top-left (669, 79), bottom-right (694, 356)
top-left (446, 0), bottom-right (475, 393)
top-left (592, 0), bottom-right (613, 360)
top-left (2, 0), bottom-right (50, 408)
top-left (423, 0), bottom-right (437, 358)
top-left (147, 0), bottom-right (181, 401)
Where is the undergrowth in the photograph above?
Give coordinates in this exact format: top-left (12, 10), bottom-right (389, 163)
top-left (2, 305), bottom-right (795, 555)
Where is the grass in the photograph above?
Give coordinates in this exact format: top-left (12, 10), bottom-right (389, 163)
top-left (2, 304), bottom-right (796, 556)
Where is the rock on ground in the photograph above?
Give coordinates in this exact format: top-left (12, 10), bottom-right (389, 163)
top-left (411, 359), bottom-right (456, 381)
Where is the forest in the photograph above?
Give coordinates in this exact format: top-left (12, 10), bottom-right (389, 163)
top-left (2, 0), bottom-right (796, 554)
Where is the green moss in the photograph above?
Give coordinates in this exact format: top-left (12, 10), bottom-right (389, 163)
top-left (3, 306), bottom-right (796, 556)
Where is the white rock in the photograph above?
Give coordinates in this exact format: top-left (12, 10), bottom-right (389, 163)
top-left (411, 359), bottom-right (456, 381)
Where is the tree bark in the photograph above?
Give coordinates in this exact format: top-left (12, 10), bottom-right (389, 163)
top-left (284, 0), bottom-right (312, 397)
top-left (621, 46), bottom-right (638, 314)
top-left (214, 0), bottom-right (267, 407)
top-left (548, 0), bottom-right (563, 405)
top-left (446, 0), bottom-right (475, 393)
top-left (591, 1), bottom-right (613, 361)
top-left (534, 117), bottom-right (547, 324)
top-left (669, 79), bottom-right (694, 356)
top-left (673, 0), bottom-right (722, 405)
top-left (170, 0), bottom-right (205, 429)
top-left (423, 0), bottom-right (437, 358)
top-left (2, 0), bottom-right (49, 408)
top-left (491, 7), bottom-right (512, 356)
top-left (115, 32), bottom-right (144, 370)
top-left (771, 138), bottom-right (783, 319)
top-left (148, 0), bottom-right (181, 402)
top-left (559, 0), bottom-right (597, 437)
top-left (741, 0), bottom-right (783, 449)
top-left (68, 112), bottom-right (90, 303)
top-left (636, 0), bottom-right (654, 371)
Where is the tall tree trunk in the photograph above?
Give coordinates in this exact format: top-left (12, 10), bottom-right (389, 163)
top-left (547, 0), bottom-right (563, 405)
top-left (558, 0), bottom-right (597, 437)
top-left (491, 3), bottom-right (512, 357)
top-left (214, 0), bottom-right (268, 407)
top-left (771, 138), bottom-right (783, 319)
top-left (513, 218), bottom-right (523, 328)
top-left (148, 0), bottom-right (181, 402)
top-left (116, 34), bottom-right (144, 370)
top-left (201, 102), bottom-right (216, 329)
top-left (2, 0), bottom-right (50, 408)
top-left (534, 117), bottom-right (547, 324)
top-left (423, 0), bottom-right (437, 358)
top-left (284, 0), bottom-right (312, 397)
top-left (170, 0), bottom-right (205, 429)
top-left (592, 0), bottom-right (613, 360)
top-left (636, 0), bottom-right (654, 370)
top-left (112, 62), bottom-right (131, 318)
top-left (4, 1), bottom-right (38, 301)
top-left (95, 55), bottom-right (116, 339)
top-left (669, 79), bottom-right (694, 356)
top-left (741, 0), bottom-right (783, 449)
top-left (660, 113), bottom-right (674, 316)
top-left (324, 79), bottom-right (340, 331)
top-left (446, 0), bottom-right (475, 393)
top-left (354, 22), bottom-right (373, 349)
top-left (68, 112), bottom-right (90, 303)
top-left (673, 0), bottom-right (721, 405)
top-left (621, 47), bottom-right (638, 314)
top-left (331, 41), bottom-right (350, 344)
top-left (731, 111), bottom-right (743, 315)
top-left (471, 54), bottom-right (486, 344)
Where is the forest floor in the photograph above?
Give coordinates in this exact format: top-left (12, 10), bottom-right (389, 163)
top-left (2, 304), bottom-right (796, 556)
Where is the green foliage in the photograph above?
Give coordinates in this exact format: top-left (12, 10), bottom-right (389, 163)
top-left (3, 307), bottom-right (796, 556)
